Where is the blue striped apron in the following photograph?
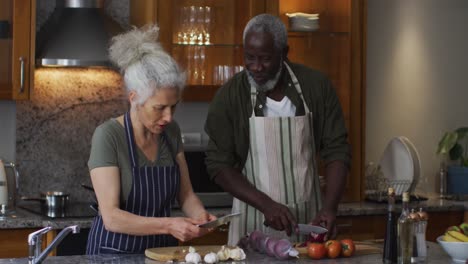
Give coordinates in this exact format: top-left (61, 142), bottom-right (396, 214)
top-left (86, 112), bottom-right (180, 254)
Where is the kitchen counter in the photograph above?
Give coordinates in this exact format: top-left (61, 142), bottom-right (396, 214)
top-left (0, 242), bottom-right (452, 263)
top-left (1, 197), bottom-right (466, 229)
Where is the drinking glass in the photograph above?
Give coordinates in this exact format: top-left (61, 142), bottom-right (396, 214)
top-left (188, 6), bottom-right (197, 44)
top-left (203, 6), bottom-right (212, 44)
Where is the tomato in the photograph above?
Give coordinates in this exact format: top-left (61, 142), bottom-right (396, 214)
top-left (307, 243), bottom-right (326, 260)
top-left (340, 239), bottom-right (356, 257)
top-left (325, 240), bottom-right (342, 259)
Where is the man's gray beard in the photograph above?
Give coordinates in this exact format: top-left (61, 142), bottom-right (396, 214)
top-left (247, 63), bottom-right (283, 93)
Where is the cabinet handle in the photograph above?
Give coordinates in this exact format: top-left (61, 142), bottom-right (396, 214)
top-left (19, 56), bottom-right (25, 94)
top-left (337, 223), bottom-right (352, 228)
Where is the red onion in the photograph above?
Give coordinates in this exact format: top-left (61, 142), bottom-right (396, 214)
top-left (248, 230), bottom-right (264, 251)
top-left (265, 237), bottom-right (279, 257)
top-left (257, 235), bottom-right (270, 254)
top-left (237, 235), bottom-right (250, 249)
top-left (273, 239), bottom-right (299, 260)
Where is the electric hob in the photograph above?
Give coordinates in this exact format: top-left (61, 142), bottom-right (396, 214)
top-left (19, 202), bottom-right (97, 218)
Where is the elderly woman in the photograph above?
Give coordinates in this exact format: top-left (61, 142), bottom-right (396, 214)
top-left (86, 25), bottom-right (216, 255)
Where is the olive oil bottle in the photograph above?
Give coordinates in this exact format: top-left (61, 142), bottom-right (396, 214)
top-left (383, 187), bottom-right (397, 264)
top-left (397, 192), bottom-right (414, 264)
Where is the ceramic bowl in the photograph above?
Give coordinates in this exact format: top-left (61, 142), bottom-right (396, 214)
top-left (437, 235), bottom-right (468, 263)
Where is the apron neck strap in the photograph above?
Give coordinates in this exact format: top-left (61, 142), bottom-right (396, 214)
top-left (283, 62), bottom-right (310, 113)
top-left (124, 112), bottom-right (139, 168)
top-left (250, 61), bottom-right (310, 116)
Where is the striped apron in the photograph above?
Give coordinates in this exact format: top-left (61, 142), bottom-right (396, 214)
top-left (86, 112), bottom-right (180, 254)
top-left (228, 62), bottom-right (322, 245)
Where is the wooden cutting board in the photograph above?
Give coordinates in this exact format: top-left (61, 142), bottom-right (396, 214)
top-left (145, 242), bottom-right (382, 261)
top-left (295, 241), bottom-right (383, 257)
top-left (145, 245), bottom-right (226, 261)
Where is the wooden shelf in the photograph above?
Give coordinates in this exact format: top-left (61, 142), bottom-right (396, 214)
top-left (182, 85), bottom-right (219, 102)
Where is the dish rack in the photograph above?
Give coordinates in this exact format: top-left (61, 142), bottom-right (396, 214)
top-left (365, 165), bottom-right (413, 201)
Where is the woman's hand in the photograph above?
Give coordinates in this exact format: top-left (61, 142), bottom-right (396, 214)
top-left (168, 216), bottom-right (216, 242)
top-left (193, 211), bottom-right (218, 233)
top-left (195, 211), bottom-right (217, 222)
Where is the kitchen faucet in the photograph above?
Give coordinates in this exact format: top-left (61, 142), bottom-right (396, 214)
top-left (27, 225), bottom-right (80, 264)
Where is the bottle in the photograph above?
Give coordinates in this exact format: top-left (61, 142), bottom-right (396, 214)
top-left (397, 192), bottom-right (414, 264)
top-left (439, 163), bottom-right (447, 198)
top-left (409, 209), bottom-right (420, 263)
top-left (0, 160), bottom-right (8, 207)
top-left (415, 208), bottom-right (428, 263)
top-left (383, 187), bottom-right (398, 264)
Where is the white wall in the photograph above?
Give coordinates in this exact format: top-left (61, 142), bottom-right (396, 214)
top-left (0, 101), bottom-right (16, 162)
top-left (366, 0), bottom-right (468, 193)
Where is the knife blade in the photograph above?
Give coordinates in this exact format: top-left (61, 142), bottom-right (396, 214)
top-left (297, 224), bottom-right (328, 235)
top-left (197, 212), bottom-right (241, 228)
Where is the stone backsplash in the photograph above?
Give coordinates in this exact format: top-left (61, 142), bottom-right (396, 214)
top-left (14, 1), bottom-right (131, 204)
top-left (16, 68), bottom-right (127, 203)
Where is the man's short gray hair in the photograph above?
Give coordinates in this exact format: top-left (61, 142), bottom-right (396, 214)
top-left (109, 24), bottom-right (186, 104)
top-left (243, 14), bottom-right (287, 51)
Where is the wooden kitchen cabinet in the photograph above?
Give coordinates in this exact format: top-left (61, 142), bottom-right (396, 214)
top-left (131, 0), bottom-right (266, 102)
top-left (130, 0), bottom-right (365, 202)
top-left (336, 215), bottom-right (386, 241)
top-left (426, 211), bottom-right (464, 242)
top-left (337, 210), bottom-right (464, 242)
top-left (0, 0), bottom-right (35, 100)
top-left (0, 228), bottom-right (39, 258)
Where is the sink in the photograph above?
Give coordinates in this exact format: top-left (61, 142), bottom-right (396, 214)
top-left (0, 211), bottom-right (25, 220)
top-left (0, 205), bottom-right (26, 220)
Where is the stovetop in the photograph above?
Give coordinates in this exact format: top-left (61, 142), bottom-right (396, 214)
top-left (19, 202), bottom-right (97, 218)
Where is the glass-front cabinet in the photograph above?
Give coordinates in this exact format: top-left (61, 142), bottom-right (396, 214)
top-left (134, 0), bottom-right (266, 101)
top-left (0, 0), bottom-right (35, 100)
top-left (131, 0), bottom-right (365, 202)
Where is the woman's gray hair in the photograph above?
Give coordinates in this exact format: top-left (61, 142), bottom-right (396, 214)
top-left (243, 14), bottom-right (287, 51)
top-left (109, 24), bottom-right (186, 104)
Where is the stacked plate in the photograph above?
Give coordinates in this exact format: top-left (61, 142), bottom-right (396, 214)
top-left (379, 136), bottom-right (421, 195)
top-left (285, 12), bottom-right (319, 32)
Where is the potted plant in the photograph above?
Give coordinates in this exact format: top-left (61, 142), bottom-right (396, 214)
top-left (437, 127), bottom-right (468, 194)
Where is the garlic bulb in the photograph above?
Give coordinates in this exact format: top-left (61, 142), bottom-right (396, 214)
top-left (229, 247), bottom-right (246, 260)
top-left (185, 247), bottom-right (201, 264)
top-left (216, 246), bottom-right (231, 261)
top-left (185, 252), bottom-right (201, 264)
top-left (203, 252), bottom-right (219, 264)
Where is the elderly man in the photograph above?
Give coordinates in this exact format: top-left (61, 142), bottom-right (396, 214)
top-left (204, 14), bottom-right (351, 245)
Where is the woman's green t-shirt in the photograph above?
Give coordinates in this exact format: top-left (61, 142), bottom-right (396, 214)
top-left (88, 118), bottom-right (183, 202)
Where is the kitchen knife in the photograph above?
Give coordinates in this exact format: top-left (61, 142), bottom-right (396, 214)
top-left (198, 212), bottom-right (241, 228)
top-left (297, 224), bottom-right (328, 235)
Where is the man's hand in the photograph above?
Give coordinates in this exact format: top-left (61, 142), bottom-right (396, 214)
top-left (311, 209), bottom-right (337, 241)
top-left (262, 201), bottom-right (297, 236)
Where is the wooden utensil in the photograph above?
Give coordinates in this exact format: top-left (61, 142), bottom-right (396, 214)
top-left (145, 242), bottom-right (382, 261)
top-left (294, 241), bottom-right (382, 257)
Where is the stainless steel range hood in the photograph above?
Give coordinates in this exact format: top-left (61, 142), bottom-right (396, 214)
top-left (36, 0), bottom-right (123, 67)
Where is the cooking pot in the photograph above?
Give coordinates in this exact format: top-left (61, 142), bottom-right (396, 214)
top-left (21, 191), bottom-right (70, 210)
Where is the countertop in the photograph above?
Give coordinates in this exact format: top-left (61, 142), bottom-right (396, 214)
top-left (1, 196), bottom-right (466, 230)
top-left (0, 242), bottom-right (452, 263)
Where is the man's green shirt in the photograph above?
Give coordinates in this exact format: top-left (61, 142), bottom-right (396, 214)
top-left (204, 62), bottom-right (351, 179)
